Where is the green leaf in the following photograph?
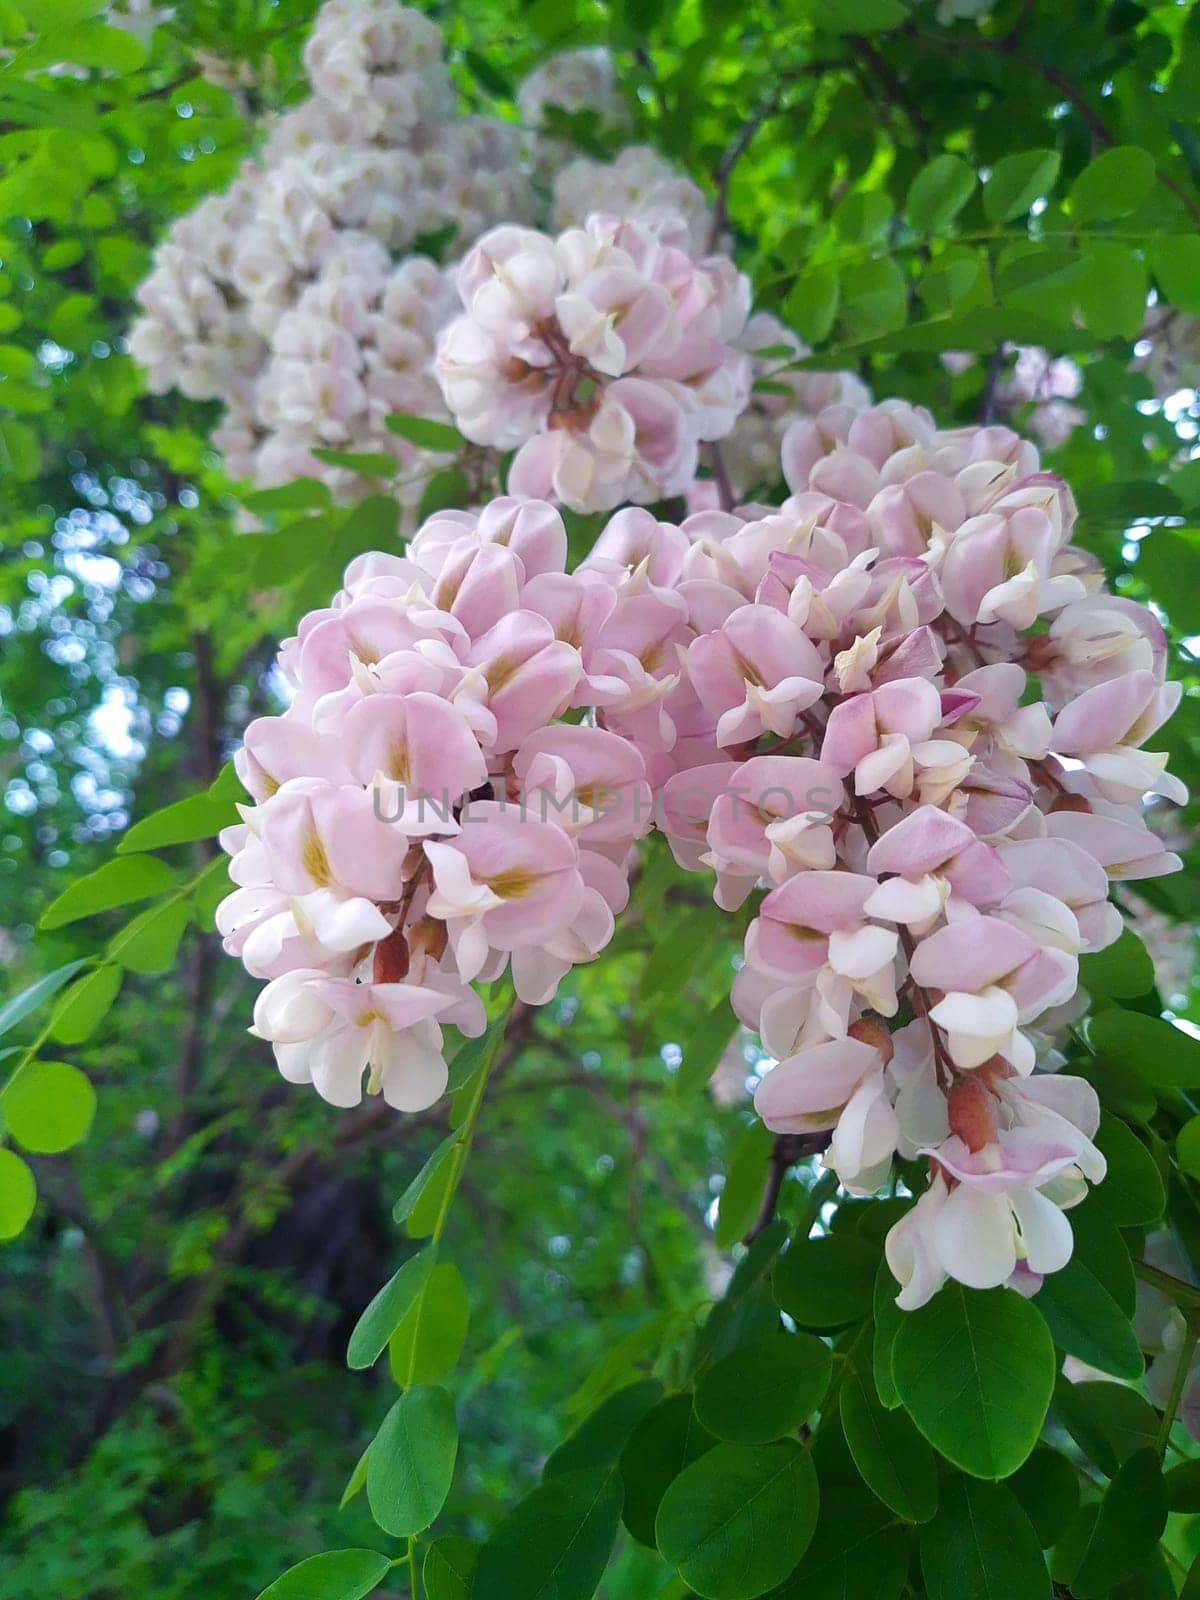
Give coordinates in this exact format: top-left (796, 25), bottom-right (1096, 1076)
top-left (1053, 1378), bottom-right (1159, 1477)
top-left (831, 191), bottom-right (893, 245)
top-left (20, 19), bottom-right (147, 72)
top-left (0, 960), bottom-right (88, 1040)
top-left (983, 149), bottom-right (1061, 223)
top-left (811, 0), bottom-right (906, 32)
top-left (1008, 1447), bottom-right (1080, 1547)
top-left (385, 413), bottom-right (463, 452)
top-left (241, 477), bottom-right (332, 515)
top-left (251, 1550), bottom-right (390, 1600)
top-left (393, 1136), bottom-right (459, 1224)
top-left (444, 1021), bottom-right (506, 1095)
top-left (920, 1477), bottom-right (1050, 1600)
top-left (309, 447), bottom-right (397, 475)
top-left (1068, 145), bottom-right (1156, 221)
top-left (417, 466), bottom-right (470, 521)
top-left (694, 1330), bottom-right (831, 1444)
top-left (339, 1446), bottom-right (369, 1511)
top-left (841, 1365), bottom-right (938, 1523)
top-left (1070, 1450), bottom-right (1167, 1598)
top-left (473, 1467), bottom-right (623, 1600)
top-left (546, 1380), bottom-right (663, 1478)
top-left (838, 257), bottom-right (907, 337)
top-left (773, 1485), bottom-right (907, 1600)
top-left (1073, 243), bottom-right (1148, 339)
top-left (365, 1384), bottom-right (457, 1537)
top-left (1165, 1457), bottom-right (1200, 1512)
top-left (893, 1284), bottom-right (1055, 1479)
top-left (0, 1148), bottom-right (37, 1240)
top-left (118, 788), bottom-right (237, 853)
top-left (1178, 1115), bottom-right (1200, 1176)
top-left (673, 997), bottom-right (736, 1098)
top-left (1091, 1114), bottom-right (1165, 1226)
top-left (1150, 235), bottom-right (1200, 315)
top-left (784, 261), bottom-right (839, 344)
top-left (423, 1537), bottom-right (478, 1600)
top-left (619, 1392), bottom-right (715, 1548)
top-left (387, 1261), bottom-right (470, 1387)
top-left (714, 1121), bottom-right (772, 1249)
top-left (2, 1060), bottom-right (96, 1154)
top-left (656, 1440), bottom-right (818, 1599)
top-left (48, 963), bottom-right (122, 1045)
top-left (1034, 1203), bottom-right (1141, 1379)
top-left (772, 1233), bottom-right (878, 1330)
top-left (108, 899), bottom-right (191, 976)
top-left (1078, 928), bottom-right (1155, 1000)
top-left (872, 1259), bottom-right (904, 1409)
top-left (346, 1248), bottom-right (437, 1371)
top-left (906, 154), bottom-right (977, 232)
top-left (40, 855), bottom-right (179, 931)
top-left (1090, 1009), bottom-right (1200, 1089)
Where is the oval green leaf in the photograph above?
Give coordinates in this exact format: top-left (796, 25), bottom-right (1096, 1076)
top-left (920, 1476), bottom-right (1050, 1600)
top-left (346, 1248), bottom-right (437, 1371)
top-left (48, 963), bottom-right (123, 1045)
top-left (1068, 144), bottom-right (1155, 222)
top-left (840, 1365), bottom-right (938, 1522)
top-left (2, 1060), bottom-right (96, 1154)
top-left (983, 148), bottom-right (1061, 222)
top-left (656, 1440), bottom-right (818, 1599)
top-left (0, 1148), bottom-right (37, 1240)
top-left (1070, 1449), bottom-right (1167, 1598)
top-left (893, 1284), bottom-right (1054, 1479)
top-left (423, 1537), bottom-right (477, 1600)
top-left (388, 1260), bottom-right (469, 1387)
top-left (365, 1384), bottom-right (457, 1537)
top-left (695, 1330), bottom-right (831, 1443)
top-left (907, 154), bottom-right (977, 232)
top-left (772, 1233), bottom-right (878, 1330)
top-left (619, 1392), bottom-right (716, 1548)
top-left (252, 1548), bottom-right (390, 1600)
top-left (473, 1466), bottom-right (623, 1600)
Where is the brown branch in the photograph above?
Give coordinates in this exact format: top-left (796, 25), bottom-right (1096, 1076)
top-left (744, 1132), bottom-right (833, 1243)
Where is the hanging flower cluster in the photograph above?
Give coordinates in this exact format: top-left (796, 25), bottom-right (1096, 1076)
top-left (651, 398), bottom-right (1182, 1308)
top-left (128, 1), bottom-right (765, 511)
top-left (434, 212), bottom-right (754, 512)
top-left (216, 498), bottom-right (654, 1111)
top-left (219, 391), bottom-right (1184, 1314)
top-left (129, 0), bottom-right (534, 499)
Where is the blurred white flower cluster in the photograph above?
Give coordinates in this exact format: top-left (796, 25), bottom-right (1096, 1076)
top-left (130, 1), bottom-right (865, 513)
top-left (130, 0), bottom-right (538, 500)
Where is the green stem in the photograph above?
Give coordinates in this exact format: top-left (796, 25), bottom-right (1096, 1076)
top-left (1157, 1322), bottom-right (1199, 1457)
top-left (1134, 1259), bottom-right (1200, 1312)
top-left (405, 1537), bottom-right (420, 1600)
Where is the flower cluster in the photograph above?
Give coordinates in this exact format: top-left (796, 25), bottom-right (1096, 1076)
top-left (434, 212), bottom-right (753, 512)
top-left (219, 397), bottom-right (1184, 1308)
top-left (685, 311), bottom-right (871, 510)
top-left (642, 398), bottom-right (1181, 1308)
top-left (216, 499), bottom-right (653, 1111)
top-left (129, 0), bottom-right (534, 501)
top-left (518, 47), bottom-right (632, 182)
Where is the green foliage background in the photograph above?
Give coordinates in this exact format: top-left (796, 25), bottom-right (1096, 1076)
top-left (3, 0), bottom-right (1200, 1596)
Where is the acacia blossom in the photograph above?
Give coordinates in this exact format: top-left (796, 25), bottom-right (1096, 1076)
top-left (434, 212), bottom-right (753, 512)
top-left (218, 498), bottom-right (652, 1112)
top-left (220, 400), bottom-right (1183, 1312)
top-left (635, 398), bottom-right (1183, 1308)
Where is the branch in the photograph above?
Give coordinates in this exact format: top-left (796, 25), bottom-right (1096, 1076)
top-left (744, 1132), bottom-right (833, 1243)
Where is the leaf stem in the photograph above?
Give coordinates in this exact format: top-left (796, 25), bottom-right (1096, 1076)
top-left (1157, 1322), bottom-right (1199, 1457)
top-left (1134, 1258), bottom-right (1200, 1312)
